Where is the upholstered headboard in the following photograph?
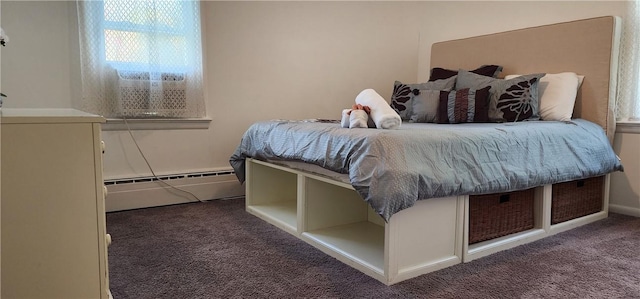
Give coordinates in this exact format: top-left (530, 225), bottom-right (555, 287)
top-left (431, 16), bottom-right (621, 142)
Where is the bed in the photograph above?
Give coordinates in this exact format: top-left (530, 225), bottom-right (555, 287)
top-left (230, 16), bottom-right (623, 285)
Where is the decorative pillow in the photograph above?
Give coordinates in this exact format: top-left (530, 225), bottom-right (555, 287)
top-left (437, 86), bottom-right (491, 124)
top-left (409, 89), bottom-right (441, 123)
top-left (455, 70), bottom-right (545, 122)
top-left (505, 72), bottom-right (582, 121)
top-left (429, 65), bottom-right (503, 82)
top-left (390, 76), bottom-right (456, 120)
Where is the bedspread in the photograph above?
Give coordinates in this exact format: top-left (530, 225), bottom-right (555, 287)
top-left (230, 119), bottom-right (623, 221)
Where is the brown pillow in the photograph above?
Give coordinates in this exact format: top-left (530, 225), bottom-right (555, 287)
top-left (437, 86), bottom-right (491, 124)
top-left (429, 65), bottom-right (503, 82)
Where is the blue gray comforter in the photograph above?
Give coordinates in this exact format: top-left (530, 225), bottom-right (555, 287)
top-left (230, 119), bottom-right (623, 221)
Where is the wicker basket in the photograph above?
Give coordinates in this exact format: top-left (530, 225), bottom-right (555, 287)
top-left (551, 176), bottom-right (604, 224)
top-left (469, 188), bottom-right (535, 244)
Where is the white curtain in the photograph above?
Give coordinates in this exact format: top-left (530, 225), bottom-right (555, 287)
top-left (76, 0), bottom-right (205, 118)
top-left (617, 0), bottom-right (640, 122)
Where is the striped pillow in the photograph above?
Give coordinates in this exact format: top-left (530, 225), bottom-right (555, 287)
top-left (437, 87), bottom-right (491, 124)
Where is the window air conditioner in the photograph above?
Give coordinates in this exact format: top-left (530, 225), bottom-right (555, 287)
top-left (115, 70), bottom-right (187, 118)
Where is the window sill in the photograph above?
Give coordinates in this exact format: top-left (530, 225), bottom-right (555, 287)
top-left (616, 121), bottom-right (640, 134)
top-left (102, 117), bottom-right (211, 131)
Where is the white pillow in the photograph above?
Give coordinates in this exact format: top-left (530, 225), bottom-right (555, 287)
top-left (505, 72), bottom-right (582, 121)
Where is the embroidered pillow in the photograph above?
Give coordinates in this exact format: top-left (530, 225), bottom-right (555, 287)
top-left (429, 65), bottom-right (503, 82)
top-left (505, 72), bottom-right (582, 121)
top-left (455, 70), bottom-right (545, 122)
top-left (409, 89), bottom-right (441, 123)
top-left (437, 86), bottom-right (491, 124)
top-left (390, 76), bottom-right (456, 120)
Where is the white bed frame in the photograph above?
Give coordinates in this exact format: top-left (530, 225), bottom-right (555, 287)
top-left (246, 159), bottom-right (611, 285)
top-left (244, 16), bottom-right (621, 285)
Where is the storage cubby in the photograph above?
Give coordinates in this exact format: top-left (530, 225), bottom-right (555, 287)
top-left (464, 186), bottom-right (548, 262)
top-left (548, 176), bottom-right (609, 235)
top-left (301, 177), bottom-right (386, 275)
top-left (468, 188), bottom-right (536, 244)
top-left (299, 178), bottom-right (464, 284)
top-left (245, 160), bottom-right (299, 234)
top-left (551, 176), bottom-right (605, 224)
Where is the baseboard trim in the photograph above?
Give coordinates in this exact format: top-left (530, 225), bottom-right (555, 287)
top-left (106, 174), bottom-right (245, 212)
top-left (608, 204), bottom-right (640, 217)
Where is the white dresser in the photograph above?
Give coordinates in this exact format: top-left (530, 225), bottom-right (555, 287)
top-left (1, 109), bottom-right (110, 298)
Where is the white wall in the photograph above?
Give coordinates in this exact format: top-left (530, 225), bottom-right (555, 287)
top-left (1, 1), bottom-right (638, 213)
top-left (611, 132), bottom-right (640, 216)
top-left (200, 0), bottom-right (424, 173)
top-left (0, 1), bottom-right (74, 109)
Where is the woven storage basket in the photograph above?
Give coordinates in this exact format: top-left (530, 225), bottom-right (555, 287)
top-left (551, 176), bottom-right (604, 224)
top-left (469, 188), bottom-right (535, 244)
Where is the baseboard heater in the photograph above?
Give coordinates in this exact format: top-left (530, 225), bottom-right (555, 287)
top-left (104, 169), bottom-right (245, 212)
top-left (104, 170), bottom-right (235, 185)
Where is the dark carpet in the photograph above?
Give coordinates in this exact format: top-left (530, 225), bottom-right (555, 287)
top-left (106, 198), bottom-right (640, 299)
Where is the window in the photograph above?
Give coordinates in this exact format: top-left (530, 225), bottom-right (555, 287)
top-left (76, 0), bottom-right (205, 119)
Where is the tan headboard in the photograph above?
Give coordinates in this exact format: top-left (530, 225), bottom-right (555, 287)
top-left (431, 16), bottom-right (621, 142)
